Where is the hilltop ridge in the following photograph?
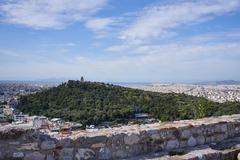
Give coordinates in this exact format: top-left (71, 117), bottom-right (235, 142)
top-left (19, 80), bottom-right (240, 126)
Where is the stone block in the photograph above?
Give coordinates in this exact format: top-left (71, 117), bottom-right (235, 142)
top-left (213, 134), bottom-right (225, 142)
top-left (196, 135), bottom-right (205, 145)
top-left (124, 133), bottom-right (140, 145)
top-left (113, 149), bottom-right (128, 159)
top-left (24, 151), bottom-right (45, 160)
top-left (59, 148), bottom-right (74, 160)
top-left (13, 152), bottom-right (24, 158)
top-left (187, 136), bottom-right (197, 147)
top-left (181, 130), bottom-right (192, 139)
top-left (58, 138), bottom-right (73, 148)
top-left (150, 133), bottom-right (161, 140)
top-left (41, 140), bottom-right (56, 150)
top-left (46, 153), bottom-right (55, 160)
top-left (98, 147), bottom-right (111, 160)
top-left (86, 135), bottom-right (107, 145)
top-left (75, 148), bottom-right (95, 160)
top-left (166, 139), bottom-right (179, 150)
top-left (91, 142), bottom-right (105, 148)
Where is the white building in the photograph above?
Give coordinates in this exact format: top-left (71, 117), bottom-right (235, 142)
top-left (13, 112), bottom-right (28, 122)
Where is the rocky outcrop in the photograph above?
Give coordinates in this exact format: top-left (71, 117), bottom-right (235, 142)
top-left (1, 114), bottom-right (240, 159)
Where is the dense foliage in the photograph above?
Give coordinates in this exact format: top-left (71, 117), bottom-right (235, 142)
top-left (19, 80), bottom-right (240, 125)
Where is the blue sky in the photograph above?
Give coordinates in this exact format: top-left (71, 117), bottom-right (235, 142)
top-left (0, 0), bottom-right (240, 82)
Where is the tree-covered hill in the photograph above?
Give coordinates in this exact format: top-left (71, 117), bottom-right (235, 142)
top-left (19, 80), bottom-right (240, 125)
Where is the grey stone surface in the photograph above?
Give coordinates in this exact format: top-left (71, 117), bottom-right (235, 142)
top-left (166, 139), bottom-right (179, 150)
top-left (98, 147), bottom-right (111, 159)
top-left (24, 151), bottom-right (45, 160)
top-left (41, 140), bottom-right (56, 150)
top-left (181, 129), bottom-right (192, 139)
top-left (75, 148), bottom-right (95, 160)
top-left (59, 148), bottom-right (74, 160)
top-left (238, 152), bottom-right (240, 160)
top-left (124, 133), bottom-right (140, 145)
top-left (196, 135), bottom-right (205, 145)
top-left (46, 153), bottom-right (55, 160)
top-left (1, 114), bottom-right (240, 159)
top-left (187, 136), bottom-right (197, 147)
top-left (13, 152), bottom-right (24, 158)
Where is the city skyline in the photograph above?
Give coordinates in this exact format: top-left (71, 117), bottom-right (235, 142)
top-left (0, 0), bottom-right (240, 82)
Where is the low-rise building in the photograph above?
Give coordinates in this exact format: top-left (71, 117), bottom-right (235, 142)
top-left (13, 112), bottom-right (28, 122)
top-left (134, 113), bottom-right (149, 119)
top-left (0, 114), bottom-right (7, 122)
top-left (3, 106), bottom-right (13, 116)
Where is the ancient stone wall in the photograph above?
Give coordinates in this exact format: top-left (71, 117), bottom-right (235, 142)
top-left (1, 114), bottom-right (240, 160)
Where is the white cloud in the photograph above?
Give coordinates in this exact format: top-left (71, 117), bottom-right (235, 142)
top-left (106, 44), bottom-right (130, 52)
top-left (107, 30), bottom-right (240, 64)
top-left (120, 0), bottom-right (240, 41)
top-left (0, 0), bottom-right (107, 29)
top-left (85, 17), bottom-right (117, 32)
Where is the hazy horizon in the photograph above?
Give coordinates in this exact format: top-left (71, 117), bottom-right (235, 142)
top-left (0, 78), bottom-right (240, 85)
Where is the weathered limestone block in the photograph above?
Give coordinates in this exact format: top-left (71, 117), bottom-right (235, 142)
top-left (165, 128), bottom-right (181, 140)
top-left (75, 148), bottom-right (95, 160)
top-left (86, 135), bottom-right (107, 146)
top-left (187, 136), bottom-right (197, 147)
top-left (166, 139), bottom-right (179, 150)
top-left (124, 133), bottom-right (140, 145)
top-left (126, 144), bottom-right (142, 157)
top-left (108, 133), bottom-right (125, 147)
top-left (172, 147), bottom-right (222, 160)
top-left (19, 142), bottom-right (39, 150)
top-left (91, 142), bottom-right (105, 149)
top-left (24, 151), bottom-right (45, 160)
top-left (179, 140), bottom-right (187, 148)
top-left (181, 129), bottom-right (192, 139)
top-left (151, 139), bottom-right (165, 152)
top-left (227, 123), bottom-right (236, 137)
top-left (221, 149), bottom-right (240, 160)
top-left (58, 148), bottom-right (74, 160)
top-left (171, 154), bottom-right (198, 160)
top-left (8, 141), bottom-right (21, 145)
top-left (159, 129), bottom-right (169, 140)
top-left (58, 138), bottom-right (73, 148)
top-left (98, 147), bottom-right (111, 160)
top-left (196, 135), bottom-right (205, 145)
top-left (215, 124), bottom-right (228, 133)
top-left (41, 140), bottom-right (56, 150)
top-left (150, 133), bottom-right (161, 140)
top-left (46, 153), bottom-right (55, 160)
top-left (146, 128), bottom-right (159, 136)
top-left (237, 152), bottom-right (240, 160)
top-left (112, 149), bottom-right (128, 159)
top-left (211, 134), bottom-right (226, 142)
top-left (13, 152), bottom-right (24, 158)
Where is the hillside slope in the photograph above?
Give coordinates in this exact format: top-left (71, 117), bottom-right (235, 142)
top-left (19, 80), bottom-right (240, 125)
